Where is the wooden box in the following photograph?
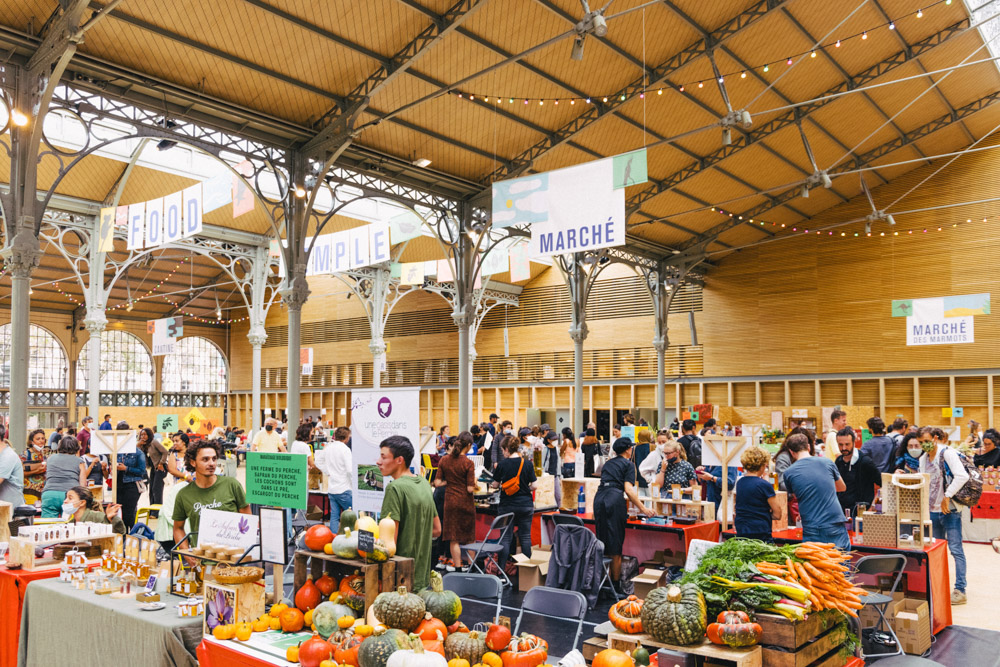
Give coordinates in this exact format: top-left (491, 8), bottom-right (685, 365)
top-left (293, 550), bottom-right (414, 615)
top-left (0, 500), bottom-right (11, 542)
top-left (606, 631), bottom-right (761, 667)
top-left (859, 512), bottom-right (897, 548)
top-left (772, 491), bottom-right (788, 532)
top-left (652, 498), bottom-right (716, 522)
top-left (756, 611), bottom-right (850, 667)
top-left (560, 478), bottom-right (601, 513)
top-left (8, 533), bottom-right (121, 571)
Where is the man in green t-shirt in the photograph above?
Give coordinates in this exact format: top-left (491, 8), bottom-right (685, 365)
top-left (378, 435), bottom-right (440, 591)
top-left (173, 440), bottom-right (250, 557)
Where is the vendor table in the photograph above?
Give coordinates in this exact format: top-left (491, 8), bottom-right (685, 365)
top-left (963, 494), bottom-right (1000, 543)
top-left (475, 505), bottom-right (557, 546)
top-left (197, 636), bottom-right (286, 667)
top-left (544, 512), bottom-right (720, 564)
top-left (18, 578), bottom-right (201, 667)
top-left (724, 527), bottom-right (952, 636)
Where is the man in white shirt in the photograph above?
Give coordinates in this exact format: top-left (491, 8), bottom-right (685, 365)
top-left (823, 409), bottom-right (847, 462)
top-left (322, 426), bottom-right (354, 533)
top-left (252, 418), bottom-right (285, 453)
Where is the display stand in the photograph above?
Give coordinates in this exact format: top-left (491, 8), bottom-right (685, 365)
top-left (91, 430), bottom-right (138, 505)
top-left (607, 631), bottom-right (761, 667)
top-left (8, 533), bottom-right (121, 570)
top-left (293, 549), bottom-right (413, 615)
top-left (702, 435), bottom-right (746, 532)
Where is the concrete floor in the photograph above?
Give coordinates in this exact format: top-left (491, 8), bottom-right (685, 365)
top-left (948, 542), bottom-right (999, 631)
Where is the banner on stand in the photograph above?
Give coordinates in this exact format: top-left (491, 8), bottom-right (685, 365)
top-left (350, 388), bottom-right (421, 513)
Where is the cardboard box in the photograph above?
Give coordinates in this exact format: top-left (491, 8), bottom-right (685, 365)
top-left (857, 575), bottom-right (906, 629)
top-left (512, 546), bottom-right (551, 592)
top-left (631, 568), bottom-right (667, 599)
top-left (891, 598), bottom-right (931, 655)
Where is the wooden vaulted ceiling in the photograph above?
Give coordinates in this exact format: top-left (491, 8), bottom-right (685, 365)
top-left (3, 0), bottom-right (1000, 318)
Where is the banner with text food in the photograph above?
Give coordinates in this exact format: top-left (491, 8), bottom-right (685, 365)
top-left (246, 452), bottom-right (308, 510)
top-left (491, 149), bottom-right (646, 259)
top-left (892, 293), bottom-right (990, 345)
top-left (350, 388), bottom-right (420, 513)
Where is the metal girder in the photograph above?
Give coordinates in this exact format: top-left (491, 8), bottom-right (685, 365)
top-left (169, 269), bottom-right (229, 316)
top-left (304, 0), bottom-right (487, 160)
top-left (626, 17), bottom-right (970, 218)
top-left (682, 89), bottom-right (1000, 248)
top-left (483, 0), bottom-right (788, 184)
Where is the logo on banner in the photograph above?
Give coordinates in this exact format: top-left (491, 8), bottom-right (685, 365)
top-left (377, 397), bottom-right (393, 418)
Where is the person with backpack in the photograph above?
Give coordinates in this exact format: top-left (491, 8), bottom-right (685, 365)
top-left (917, 426), bottom-right (975, 606)
top-left (492, 435), bottom-right (537, 568)
top-left (677, 419), bottom-right (702, 468)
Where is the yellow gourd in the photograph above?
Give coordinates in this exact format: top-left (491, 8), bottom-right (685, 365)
top-left (378, 513), bottom-right (397, 557)
top-left (356, 513), bottom-right (379, 539)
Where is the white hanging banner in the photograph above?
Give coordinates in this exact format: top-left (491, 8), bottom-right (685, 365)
top-left (98, 207), bottom-right (116, 252)
top-left (127, 202), bottom-right (145, 251)
top-left (145, 198), bottom-right (164, 248)
top-left (202, 172), bottom-right (232, 213)
top-left (307, 235), bottom-right (332, 276)
top-left (349, 226), bottom-right (369, 268)
top-left (368, 223), bottom-right (391, 264)
top-left (350, 388), bottom-right (421, 513)
top-left (163, 191), bottom-right (183, 244)
top-left (182, 183), bottom-right (203, 237)
top-left (331, 230), bottom-right (351, 273)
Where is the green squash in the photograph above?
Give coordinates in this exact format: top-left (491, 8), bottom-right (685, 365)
top-left (339, 508), bottom-right (358, 535)
top-left (640, 584), bottom-right (707, 646)
top-left (631, 647), bottom-right (650, 666)
top-left (359, 628), bottom-right (408, 667)
top-left (372, 586), bottom-right (426, 633)
top-left (443, 630), bottom-right (487, 665)
top-left (419, 571), bottom-right (463, 626)
top-left (314, 599), bottom-right (356, 640)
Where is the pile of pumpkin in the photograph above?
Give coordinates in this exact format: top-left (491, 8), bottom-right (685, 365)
top-left (606, 586), bottom-right (763, 650)
top-left (302, 509), bottom-right (397, 562)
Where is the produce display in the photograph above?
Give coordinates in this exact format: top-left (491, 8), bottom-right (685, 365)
top-left (640, 585), bottom-right (708, 646)
top-left (372, 586), bottom-right (427, 633)
top-left (754, 544), bottom-right (865, 617)
top-left (608, 595), bottom-right (644, 634)
top-left (420, 571), bottom-right (463, 625)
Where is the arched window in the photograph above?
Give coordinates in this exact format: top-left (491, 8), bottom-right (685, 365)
top-left (76, 330), bottom-right (154, 392)
top-left (0, 324), bottom-right (69, 389)
top-left (162, 337), bottom-right (228, 393)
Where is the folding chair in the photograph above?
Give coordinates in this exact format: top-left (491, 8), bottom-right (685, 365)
top-left (460, 512), bottom-right (515, 586)
top-left (548, 522), bottom-right (619, 604)
top-left (442, 573), bottom-right (503, 624)
top-left (136, 505), bottom-right (162, 529)
top-left (513, 586), bottom-right (588, 653)
top-left (855, 554), bottom-right (907, 660)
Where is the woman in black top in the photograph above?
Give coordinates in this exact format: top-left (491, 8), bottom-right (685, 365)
top-left (975, 428), bottom-right (1000, 469)
top-left (492, 435), bottom-right (538, 568)
top-left (594, 438), bottom-right (656, 589)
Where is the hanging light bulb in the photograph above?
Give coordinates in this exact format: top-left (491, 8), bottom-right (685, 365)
top-left (917, 8), bottom-right (923, 18)
top-left (862, 31), bottom-right (868, 39)
top-left (835, 39), bottom-right (841, 47)
top-left (810, 50), bottom-right (816, 58)
top-left (698, 81), bottom-right (704, 88)
top-left (603, 96), bottom-right (608, 102)
top-left (763, 64), bottom-right (769, 72)
top-left (678, 85), bottom-right (684, 92)
top-left (740, 71), bottom-right (746, 78)
top-left (657, 88), bottom-right (663, 94)
top-left (889, 21), bottom-right (895, 29)
top-left (294, 186), bottom-right (306, 198)
top-left (787, 57), bottom-right (793, 65)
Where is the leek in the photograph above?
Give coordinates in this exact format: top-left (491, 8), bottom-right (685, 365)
top-left (709, 575), bottom-right (811, 604)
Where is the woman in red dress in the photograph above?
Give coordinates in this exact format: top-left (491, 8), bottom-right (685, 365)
top-left (434, 431), bottom-right (477, 571)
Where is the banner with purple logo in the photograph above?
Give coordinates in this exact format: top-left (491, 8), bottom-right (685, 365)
top-left (199, 508), bottom-right (260, 559)
top-left (350, 388), bottom-right (421, 513)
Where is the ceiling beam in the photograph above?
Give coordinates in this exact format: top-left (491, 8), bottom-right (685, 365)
top-left (168, 269), bottom-right (230, 316)
top-left (483, 0), bottom-right (790, 184)
top-left (624, 17), bottom-right (969, 218)
top-left (676, 89), bottom-right (1000, 250)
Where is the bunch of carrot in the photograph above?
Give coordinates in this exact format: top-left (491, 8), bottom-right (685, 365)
top-left (754, 542), bottom-right (865, 618)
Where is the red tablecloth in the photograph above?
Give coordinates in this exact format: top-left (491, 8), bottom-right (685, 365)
top-left (475, 509), bottom-right (548, 545)
top-left (769, 528), bottom-right (952, 635)
top-left (198, 638), bottom-right (278, 667)
top-left (972, 490), bottom-right (1000, 519)
top-left (0, 564), bottom-right (96, 666)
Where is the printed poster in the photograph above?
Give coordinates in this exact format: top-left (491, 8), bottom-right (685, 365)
top-left (98, 207), bottom-right (116, 252)
top-left (157, 414), bottom-right (179, 433)
top-left (350, 388), bottom-right (420, 513)
top-left (895, 293), bottom-right (988, 346)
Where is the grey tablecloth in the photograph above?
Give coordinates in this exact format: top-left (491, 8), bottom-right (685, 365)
top-left (18, 579), bottom-right (201, 667)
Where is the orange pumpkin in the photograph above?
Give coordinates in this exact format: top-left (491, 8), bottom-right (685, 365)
top-left (252, 617), bottom-right (270, 633)
top-left (334, 634), bottom-right (364, 667)
top-left (316, 573), bottom-right (338, 597)
top-left (287, 645), bottom-right (301, 663)
top-left (423, 630), bottom-right (446, 656)
top-left (281, 607), bottom-right (306, 633)
top-left (338, 573), bottom-right (365, 612)
top-left (592, 649), bottom-right (634, 667)
top-left (416, 612), bottom-right (449, 640)
top-left (235, 622), bottom-right (254, 641)
top-left (212, 624), bottom-right (234, 641)
top-left (608, 595), bottom-right (644, 634)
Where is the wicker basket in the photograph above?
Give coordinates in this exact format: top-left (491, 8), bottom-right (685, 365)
top-left (212, 566), bottom-right (265, 585)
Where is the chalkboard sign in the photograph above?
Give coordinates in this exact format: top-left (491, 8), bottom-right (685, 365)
top-left (357, 529), bottom-right (375, 556)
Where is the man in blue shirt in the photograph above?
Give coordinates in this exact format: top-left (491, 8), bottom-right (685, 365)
top-left (783, 432), bottom-right (849, 550)
top-left (99, 414), bottom-right (113, 431)
top-left (860, 416), bottom-right (895, 474)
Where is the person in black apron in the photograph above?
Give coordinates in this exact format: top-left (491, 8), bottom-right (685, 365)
top-left (594, 438), bottom-right (656, 591)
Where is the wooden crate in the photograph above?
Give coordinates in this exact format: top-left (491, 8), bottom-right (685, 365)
top-left (757, 615), bottom-right (850, 667)
top-left (583, 636), bottom-right (605, 664)
top-left (652, 498), bottom-right (716, 522)
top-left (0, 500), bottom-right (11, 542)
top-left (293, 550), bottom-right (414, 614)
top-left (8, 534), bottom-right (121, 571)
top-left (772, 492), bottom-right (788, 532)
top-left (859, 512), bottom-right (897, 548)
top-left (607, 631), bottom-right (761, 667)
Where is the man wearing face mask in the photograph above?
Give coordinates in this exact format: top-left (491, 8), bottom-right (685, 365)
top-left (252, 417), bottom-right (286, 453)
top-left (834, 428), bottom-right (880, 514)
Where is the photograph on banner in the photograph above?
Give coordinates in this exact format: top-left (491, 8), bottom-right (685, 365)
top-left (199, 508), bottom-right (260, 559)
top-left (350, 389), bottom-right (421, 513)
top-left (246, 452), bottom-right (308, 510)
top-left (90, 430), bottom-right (137, 456)
top-left (98, 207), bottom-right (116, 251)
top-left (388, 209), bottom-right (424, 242)
top-left (301, 348), bottom-right (313, 375)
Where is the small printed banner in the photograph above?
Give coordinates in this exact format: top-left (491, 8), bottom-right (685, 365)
top-left (509, 243), bottom-right (531, 282)
top-left (436, 259), bottom-right (453, 282)
top-left (246, 452), bottom-right (308, 510)
top-left (480, 247), bottom-right (509, 276)
top-left (98, 207), bottom-right (116, 252)
top-left (157, 414), bottom-right (179, 433)
top-left (390, 262), bottom-right (402, 279)
top-left (184, 407), bottom-right (207, 433)
top-left (388, 209), bottom-right (424, 243)
top-left (401, 262), bottom-right (424, 286)
top-left (149, 317), bottom-right (183, 355)
top-left (202, 173), bottom-right (232, 213)
top-left (612, 149), bottom-right (647, 189)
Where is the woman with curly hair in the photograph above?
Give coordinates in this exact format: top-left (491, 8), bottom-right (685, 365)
top-left (734, 446), bottom-right (782, 541)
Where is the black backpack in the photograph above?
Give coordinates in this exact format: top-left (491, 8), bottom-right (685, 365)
top-left (943, 449), bottom-right (983, 507)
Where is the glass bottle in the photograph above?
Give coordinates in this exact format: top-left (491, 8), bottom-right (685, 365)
top-left (533, 447), bottom-right (543, 477)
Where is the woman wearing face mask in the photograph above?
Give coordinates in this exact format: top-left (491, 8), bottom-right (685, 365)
top-left (917, 426), bottom-right (969, 605)
top-left (653, 441), bottom-right (698, 496)
top-left (39, 436), bottom-right (89, 517)
top-left (893, 432), bottom-right (923, 474)
top-left (63, 486), bottom-right (125, 535)
top-left (21, 429), bottom-right (50, 502)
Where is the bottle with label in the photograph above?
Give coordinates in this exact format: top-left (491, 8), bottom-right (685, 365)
top-left (578, 486), bottom-right (586, 514)
top-left (101, 549), bottom-right (110, 570)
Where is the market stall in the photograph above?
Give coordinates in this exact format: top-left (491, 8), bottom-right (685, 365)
top-left (17, 577), bottom-right (201, 667)
top-left (544, 512), bottom-right (720, 564)
top-left (475, 504), bottom-right (557, 546)
top-left (963, 490), bottom-right (1000, 543)
top-left (725, 527), bottom-right (952, 635)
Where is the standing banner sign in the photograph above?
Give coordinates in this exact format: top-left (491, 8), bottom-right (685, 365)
top-left (350, 388), bottom-right (421, 513)
top-left (246, 452), bottom-right (308, 510)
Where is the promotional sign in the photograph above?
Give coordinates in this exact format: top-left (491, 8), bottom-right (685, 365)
top-left (350, 388), bottom-right (421, 513)
top-left (246, 452), bottom-right (308, 510)
top-left (184, 407), bottom-right (207, 433)
top-left (148, 317), bottom-right (184, 355)
top-left (90, 430), bottom-right (137, 456)
top-left (98, 207), bottom-right (116, 252)
top-left (259, 506), bottom-right (288, 565)
top-left (198, 508), bottom-right (260, 559)
top-left (301, 348), bottom-right (313, 376)
top-left (157, 414), bottom-right (179, 433)
top-left (893, 293), bottom-right (989, 346)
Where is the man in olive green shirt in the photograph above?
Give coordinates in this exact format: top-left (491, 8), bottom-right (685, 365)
top-left (378, 435), bottom-right (441, 591)
top-left (173, 441), bottom-right (250, 554)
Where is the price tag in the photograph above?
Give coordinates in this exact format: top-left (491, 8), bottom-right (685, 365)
top-left (357, 529), bottom-right (375, 555)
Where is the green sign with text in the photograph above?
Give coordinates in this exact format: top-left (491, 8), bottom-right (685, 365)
top-left (246, 452), bottom-right (308, 509)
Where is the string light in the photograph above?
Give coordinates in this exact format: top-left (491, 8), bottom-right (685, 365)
top-left (450, 2), bottom-right (944, 106)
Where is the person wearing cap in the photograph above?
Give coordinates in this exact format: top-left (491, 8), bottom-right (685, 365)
top-left (593, 438), bottom-right (656, 591)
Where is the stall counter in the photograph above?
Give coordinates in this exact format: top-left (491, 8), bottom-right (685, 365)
top-left (475, 505), bottom-right (557, 546)
top-left (543, 512), bottom-right (720, 564)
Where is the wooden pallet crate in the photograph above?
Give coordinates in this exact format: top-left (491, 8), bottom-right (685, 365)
top-left (293, 549), bottom-right (414, 614)
top-left (8, 534), bottom-right (121, 571)
top-left (756, 612), bottom-right (850, 667)
top-left (607, 631), bottom-right (761, 667)
top-left (651, 498), bottom-right (716, 522)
